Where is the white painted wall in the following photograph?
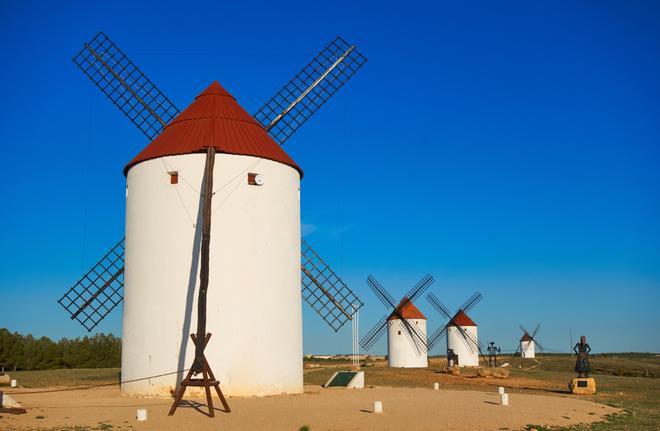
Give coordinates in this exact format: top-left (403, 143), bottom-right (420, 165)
top-left (521, 340), bottom-right (535, 358)
top-left (447, 325), bottom-right (479, 367)
top-left (122, 153), bottom-right (302, 397)
top-left (387, 318), bottom-right (428, 368)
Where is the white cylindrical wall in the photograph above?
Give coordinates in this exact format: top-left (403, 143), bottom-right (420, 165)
top-left (122, 153), bottom-right (302, 397)
top-left (446, 325), bottom-right (479, 367)
top-left (521, 340), bottom-right (535, 358)
top-left (387, 318), bottom-right (427, 368)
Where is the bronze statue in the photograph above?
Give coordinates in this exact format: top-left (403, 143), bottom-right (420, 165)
top-left (487, 341), bottom-right (501, 367)
top-left (573, 335), bottom-right (591, 378)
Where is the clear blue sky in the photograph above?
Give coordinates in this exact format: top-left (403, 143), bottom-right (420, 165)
top-left (0, 0), bottom-right (658, 354)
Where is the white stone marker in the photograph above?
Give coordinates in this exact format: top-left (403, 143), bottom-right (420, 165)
top-left (136, 408), bottom-right (148, 421)
top-left (498, 386), bottom-right (505, 394)
top-left (10, 380), bottom-right (16, 388)
top-left (433, 382), bottom-right (440, 390)
top-left (373, 400), bottom-right (383, 414)
top-left (500, 393), bottom-right (509, 406)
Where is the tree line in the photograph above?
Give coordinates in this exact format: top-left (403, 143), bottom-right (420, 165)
top-left (0, 328), bottom-right (121, 371)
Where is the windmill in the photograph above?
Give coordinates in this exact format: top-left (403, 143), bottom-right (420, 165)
top-left (426, 291), bottom-right (486, 367)
top-left (360, 274), bottom-right (434, 368)
top-left (517, 324), bottom-right (543, 359)
top-left (56, 32), bottom-right (367, 405)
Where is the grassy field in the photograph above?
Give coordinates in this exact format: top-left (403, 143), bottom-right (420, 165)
top-left (3, 354), bottom-right (658, 430)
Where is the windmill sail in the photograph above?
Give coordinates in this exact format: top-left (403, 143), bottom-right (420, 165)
top-left (366, 274), bottom-right (432, 353)
top-left (427, 325), bottom-right (448, 350)
top-left (301, 240), bottom-right (363, 332)
top-left (73, 32), bottom-right (180, 139)
top-left (359, 314), bottom-right (389, 350)
top-left (360, 275), bottom-right (434, 354)
top-left (253, 36), bottom-right (367, 145)
top-left (426, 291), bottom-right (485, 362)
top-left (57, 239), bottom-right (125, 331)
top-left (519, 323), bottom-right (544, 352)
top-left (458, 291), bottom-right (483, 314)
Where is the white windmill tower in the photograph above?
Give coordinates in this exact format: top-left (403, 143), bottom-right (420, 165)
top-left (387, 298), bottom-right (428, 368)
top-left (427, 292), bottom-right (485, 367)
top-left (121, 81), bottom-right (306, 399)
top-left (520, 332), bottom-right (535, 358)
top-left (57, 32), bottom-right (367, 410)
top-left (447, 310), bottom-right (479, 367)
top-left (518, 324), bottom-right (543, 359)
top-left (360, 275), bottom-right (434, 368)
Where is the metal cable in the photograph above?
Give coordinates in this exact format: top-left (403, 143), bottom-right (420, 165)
top-left (6, 368), bottom-right (189, 395)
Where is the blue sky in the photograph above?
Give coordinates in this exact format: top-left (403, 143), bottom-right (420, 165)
top-left (0, 0), bottom-right (658, 354)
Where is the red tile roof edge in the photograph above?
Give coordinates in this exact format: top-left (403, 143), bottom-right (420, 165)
top-left (449, 310), bottom-right (477, 327)
top-left (388, 298), bottom-right (427, 320)
top-left (123, 81), bottom-right (302, 177)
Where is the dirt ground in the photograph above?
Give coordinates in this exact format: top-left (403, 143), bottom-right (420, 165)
top-left (2, 384), bottom-right (619, 431)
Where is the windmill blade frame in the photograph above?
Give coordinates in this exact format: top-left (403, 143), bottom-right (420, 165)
top-left (57, 238), bottom-right (125, 332)
top-left (427, 324), bottom-right (448, 351)
top-left (360, 314), bottom-right (389, 350)
top-left (253, 36), bottom-right (367, 145)
top-left (366, 275), bottom-right (397, 309)
top-left (426, 292), bottom-right (453, 320)
top-left (73, 32), bottom-right (180, 140)
top-left (403, 274), bottom-right (435, 304)
top-left (301, 240), bottom-right (363, 332)
top-left (459, 291), bottom-right (483, 314)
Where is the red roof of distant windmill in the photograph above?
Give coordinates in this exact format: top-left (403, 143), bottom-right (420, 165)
top-left (388, 298), bottom-right (426, 321)
top-left (124, 81), bottom-right (302, 176)
top-left (449, 310), bottom-right (477, 327)
top-left (520, 332), bottom-right (533, 342)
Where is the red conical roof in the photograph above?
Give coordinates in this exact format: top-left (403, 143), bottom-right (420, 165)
top-left (449, 310), bottom-right (477, 327)
top-left (520, 332), bottom-right (533, 342)
top-left (124, 81), bottom-right (302, 176)
top-left (388, 298), bottom-right (426, 321)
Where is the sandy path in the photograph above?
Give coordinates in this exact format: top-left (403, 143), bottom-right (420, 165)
top-left (3, 385), bottom-right (618, 431)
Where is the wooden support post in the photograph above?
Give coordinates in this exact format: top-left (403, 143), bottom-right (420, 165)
top-left (169, 147), bottom-right (230, 417)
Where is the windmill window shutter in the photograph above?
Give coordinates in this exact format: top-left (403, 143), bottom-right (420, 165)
top-left (168, 171), bottom-right (178, 184)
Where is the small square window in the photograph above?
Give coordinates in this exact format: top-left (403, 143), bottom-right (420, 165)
top-left (168, 171), bottom-right (178, 184)
top-left (247, 172), bottom-right (263, 186)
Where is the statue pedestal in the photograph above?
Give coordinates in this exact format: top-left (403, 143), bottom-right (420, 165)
top-left (569, 377), bottom-right (596, 395)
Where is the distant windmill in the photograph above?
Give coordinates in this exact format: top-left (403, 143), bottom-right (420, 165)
top-left (57, 32), bottom-right (367, 404)
top-left (426, 292), bottom-right (485, 367)
top-left (360, 275), bottom-right (434, 368)
top-left (517, 324), bottom-right (544, 359)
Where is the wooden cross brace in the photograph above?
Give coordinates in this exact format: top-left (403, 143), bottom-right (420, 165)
top-left (168, 333), bottom-right (230, 417)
